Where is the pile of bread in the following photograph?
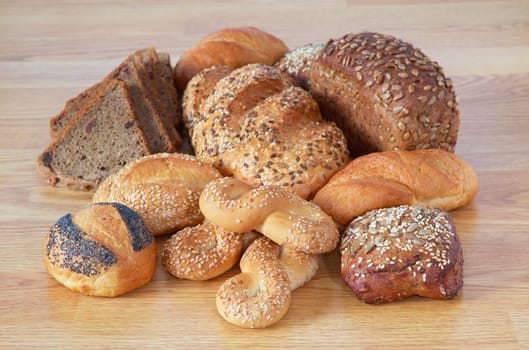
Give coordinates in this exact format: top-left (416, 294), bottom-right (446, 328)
top-left (39, 27), bottom-right (478, 328)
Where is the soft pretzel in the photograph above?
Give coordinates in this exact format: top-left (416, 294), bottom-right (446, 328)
top-left (216, 236), bottom-right (319, 328)
top-left (161, 221), bottom-right (246, 281)
top-left (199, 177), bottom-right (340, 255)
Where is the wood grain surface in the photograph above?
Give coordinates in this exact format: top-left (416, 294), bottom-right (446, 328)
top-left (1, 0), bottom-right (528, 349)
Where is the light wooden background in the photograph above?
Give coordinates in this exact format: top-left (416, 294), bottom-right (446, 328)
top-left (1, 0), bottom-right (528, 349)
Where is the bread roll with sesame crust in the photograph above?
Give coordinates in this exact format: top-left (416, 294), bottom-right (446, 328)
top-left (174, 26), bottom-right (289, 91)
top-left (93, 153), bottom-right (222, 236)
top-left (341, 205), bottom-right (463, 303)
top-left (310, 32), bottom-right (460, 157)
top-left (161, 221), bottom-right (246, 281)
top-left (312, 149), bottom-right (479, 226)
top-left (43, 202), bottom-right (156, 297)
top-left (216, 237), bottom-right (319, 328)
top-left (183, 64), bottom-right (350, 200)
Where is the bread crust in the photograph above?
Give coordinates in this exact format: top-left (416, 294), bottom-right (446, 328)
top-left (310, 32), bottom-right (460, 156)
top-left (313, 149), bottom-right (479, 225)
top-left (93, 153), bottom-right (222, 235)
top-left (340, 205), bottom-right (463, 303)
top-left (174, 26), bottom-right (289, 91)
top-left (183, 64), bottom-right (350, 199)
top-left (42, 203), bottom-right (157, 297)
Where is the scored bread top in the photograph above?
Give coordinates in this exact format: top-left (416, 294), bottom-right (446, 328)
top-left (183, 63), bottom-right (350, 199)
top-left (310, 31), bottom-right (459, 156)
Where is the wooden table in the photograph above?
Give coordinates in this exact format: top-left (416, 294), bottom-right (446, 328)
top-left (1, 0), bottom-right (528, 348)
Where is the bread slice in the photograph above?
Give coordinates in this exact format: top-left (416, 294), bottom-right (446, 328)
top-left (49, 83), bottom-right (101, 138)
top-left (49, 51), bottom-right (177, 154)
top-left (132, 49), bottom-right (181, 149)
top-left (36, 79), bottom-right (152, 191)
top-left (156, 51), bottom-right (183, 126)
top-left (111, 60), bottom-right (175, 153)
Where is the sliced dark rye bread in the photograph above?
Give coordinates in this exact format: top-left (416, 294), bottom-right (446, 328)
top-left (49, 49), bottom-right (177, 154)
top-left (107, 59), bottom-right (175, 153)
top-left (49, 81), bottom-right (102, 138)
top-left (36, 79), bottom-right (152, 191)
top-left (132, 49), bottom-right (181, 149)
top-left (156, 51), bottom-right (183, 126)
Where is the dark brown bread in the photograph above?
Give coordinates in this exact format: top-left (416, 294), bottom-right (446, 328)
top-left (49, 49), bottom-right (182, 152)
top-left (156, 51), bottom-right (183, 126)
top-left (132, 49), bottom-right (181, 149)
top-left (112, 60), bottom-right (174, 153)
top-left (49, 81), bottom-right (104, 138)
top-left (340, 205), bottom-right (463, 304)
top-left (310, 32), bottom-right (460, 157)
top-left (36, 79), bottom-right (151, 191)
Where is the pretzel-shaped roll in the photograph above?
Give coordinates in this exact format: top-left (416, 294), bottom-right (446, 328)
top-left (199, 177), bottom-right (339, 254)
top-left (161, 221), bottom-right (246, 281)
top-left (216, 236), bottom-right (319, 328)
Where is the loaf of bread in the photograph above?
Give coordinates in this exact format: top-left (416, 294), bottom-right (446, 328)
top-left (42, 202), bottom-right (157, 297)
top-left (275, 42), bottom-right (323, 91)
top-left (93, 153), bottom-right (222, 235)
top-left (310, 32), bottom-right (460, 156)
top-left (312, 149), bottom-right (478, 226)
top-left (341, 205), bottom-right (464, 303)
top-left (174, 26), bottom-right (289, 91)
top-left (183, 64), bottom-right (350, 199)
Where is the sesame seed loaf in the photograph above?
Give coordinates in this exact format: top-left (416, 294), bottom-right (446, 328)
top-left (310, 32), bottom-right (460, 157)
top-left (183, 64), bottom-right (350, 199)
top-left (312, 148), bottom-right (479, 226)
top-left (275, 42), bottom-right (323, 91)
top-left (93, 153), bottom-right (222, 236)
top-left (340, 205), bottom-right (464, 303)
top-left (181, 66), bottom-right (234, 135)
top-left (36, 79), bottom-right (152, 191)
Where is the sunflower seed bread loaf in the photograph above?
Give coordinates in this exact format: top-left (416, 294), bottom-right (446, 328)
top-left (182, 63), bottom-right (350, 199)
top-left (310, 32), bottom-right (460, 157)
top-left (341, 205), bottom-right (464, 304)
